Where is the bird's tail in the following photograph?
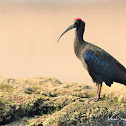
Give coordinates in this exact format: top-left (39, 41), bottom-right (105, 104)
top-left (115, 79), bottom-right (126, 86)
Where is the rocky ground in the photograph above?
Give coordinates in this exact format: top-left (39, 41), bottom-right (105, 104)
top-left (0, 77), bottom-right (126, 126)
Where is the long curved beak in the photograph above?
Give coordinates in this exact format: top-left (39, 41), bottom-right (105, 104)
top-left (57, 24), bottom-right (75, 42)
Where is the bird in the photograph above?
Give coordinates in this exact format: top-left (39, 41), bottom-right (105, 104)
top-left (57, 18), bottom-right (126, 101)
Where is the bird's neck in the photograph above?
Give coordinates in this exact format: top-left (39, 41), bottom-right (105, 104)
top-left (74, 22), bottom-right (85, 58)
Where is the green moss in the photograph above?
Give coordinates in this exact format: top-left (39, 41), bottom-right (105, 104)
top-left (32, 86), bottom-right (40, 90)
top-left (85, 93), bottom-right (95, 98)
top-left (0, 83), bottom-right (13, 92)
top-left (48, 92), bottom-right (57, 97)
top-left (24, 87), bottom-right (40, 94)
top-left (63, 85), bottom-right (70, 88)
top-left (74, 89), bottom-right (81, 91)
top-left (0, 98), bottom-right (11, 104)
top-left (84, 85), bottom-right (91, 89)
top-left (113, 97), bottom-right (118, 103)
top-left (22, 116), bottom-right (29, 122)
top-left (54, 88), bottom-right (58, 91)
top-left (120, 101), bottom-right (126, 103)
top-left (38, 103), bottom-right (64, 116)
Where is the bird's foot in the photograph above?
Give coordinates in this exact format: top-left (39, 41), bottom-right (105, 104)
top-left (88, 97), bottom-right (101, 101)
top-left (88, 97), bottom-right (97, 100)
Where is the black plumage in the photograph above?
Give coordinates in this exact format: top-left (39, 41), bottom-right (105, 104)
top-left (57, 18), bottom-right (126, 100)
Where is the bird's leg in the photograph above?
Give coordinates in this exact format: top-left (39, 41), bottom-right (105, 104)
top-left (97, 85), bottom-right (99, 98)
top-left (97, 84), bottom-right (102, 100)
top-left (88, 85), bottom-right (99, 100)
top-left (89, 84), bottom-right (102, 101)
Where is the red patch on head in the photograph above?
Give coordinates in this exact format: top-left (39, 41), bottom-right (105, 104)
top-left (74, 18), bottom-right (82, 21)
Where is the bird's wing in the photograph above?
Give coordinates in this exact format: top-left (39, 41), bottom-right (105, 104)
top-left (83, 50), bottom-right (126, 81)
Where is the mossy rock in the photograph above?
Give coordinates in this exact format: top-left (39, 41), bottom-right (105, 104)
top-left (0, 100), bottom-right (13, 125)
top-left (41, 100), bottom-right (126, 126)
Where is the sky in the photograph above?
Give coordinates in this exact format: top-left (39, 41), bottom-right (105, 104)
top-left (0, 0), bottom-right (126, 4)
top-left (0, 1), bottom-right (126, 84)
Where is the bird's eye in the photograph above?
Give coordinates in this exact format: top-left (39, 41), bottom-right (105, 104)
top-left (76, 21), bottom-right (79, 24)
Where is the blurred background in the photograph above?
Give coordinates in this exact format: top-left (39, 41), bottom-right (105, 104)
top-left (0, 0), bottom-right (126, 84)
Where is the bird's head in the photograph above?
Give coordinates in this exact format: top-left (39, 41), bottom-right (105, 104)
top-left (57, 18), bottom-right (84, 42)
